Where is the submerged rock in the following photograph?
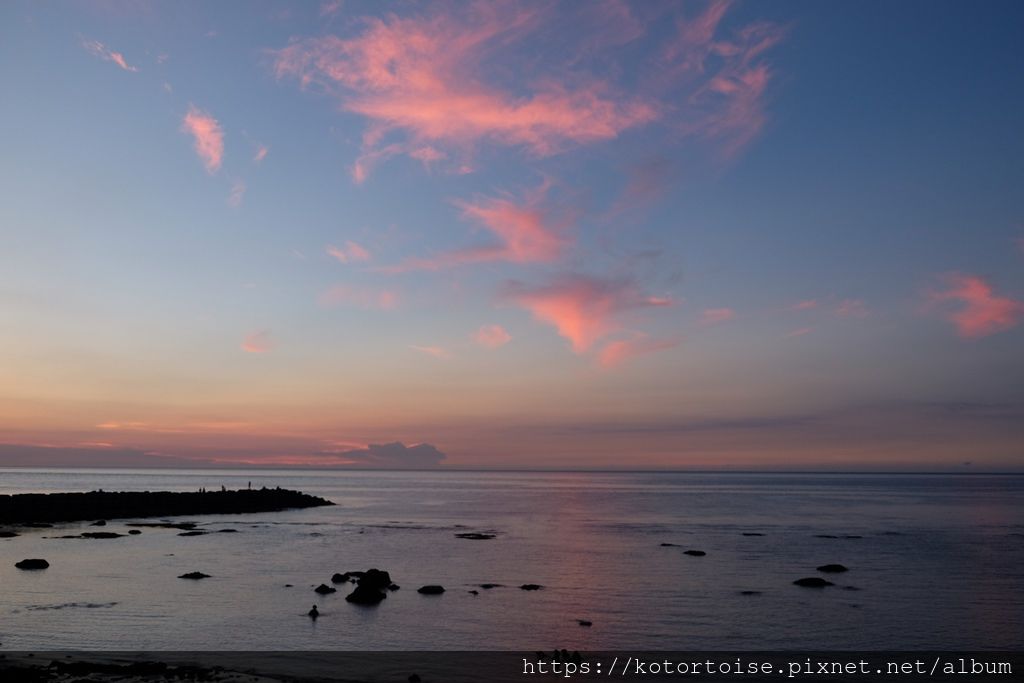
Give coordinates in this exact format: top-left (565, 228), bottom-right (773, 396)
top-left (90, 520), bottom-right (107, 527)
top-left (0, 530), bottom-right (19, 538)
top-left (577, 620), bottom-right (593, 627)
top-left (417, 585), bottom-right (445, 595)
top-left (683, 550), bottom-right (706, 556)
top-left (314, 584), bottom-right (337, 595)
top-left (793, 577), bottom-right (834, 588)
top-left (177, 531), bottom-right (207, 537)
top-left (520, 584), bottom-right (543, 591)
top-left (217, 529), bottom-right (238, 533)
top-left (659, 543), bottom-right (680, 547)
top-left (817, 564), bottom-right (849, 573)
top-left (80, 532), bottom-right (124, 539)
top-left (15, 558), bottom-right (49, 570)
top-left (455, 532), bottom-right (496, 540)
top-left (178, 572), bottom-right (211, 580)
top-left (478, 583), bottom-right (503, 589)
top-left (742, 532), bottom-right (765, 537)
top-left (128, 529), bottom-right (142, 535)
top-left (739, 590), bottom-right (762, 596)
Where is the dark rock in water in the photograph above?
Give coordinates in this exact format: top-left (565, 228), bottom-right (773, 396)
top-left (345, 583), bottom-right (387, 605)
top-left (844, 535), bottom-right (863, 539)
top-left (360, 568), bottom-right (392, 592)
top-left (177, 531), bottom-right (207, 537)
top-left (817, 564), bottom-right (849, 573)
top-left (742, 532), bottom-right (764, 537)
top-left (217, 528), bottom-right (238, 533)
top-left (520, 584), bottom-right (543, 591)
top-left (388, 583), bottom-right (400, 591)
top-left (0, 530), bottom-right (19, 538)
top-left (128, 529), bottom-right (142, 535)
top-left (659, 543), bottom-right (680, 547)
top-left (127, 522), bottom-right (197, 530)
top-left (842, 585), bottom-right (861, 591)
top-left (455, 532), bottom-right (496, 540)
top-left (739, 590), bottom-right (762, 595)
top-left (16, 558), bottom-right (49, 570)
top-left (0, 488), bottom-right (334, 525)
top-left (178, 572), bottom-right (210, 580)
top-left (408, 675), bottom-right (421, 683)
top-left (793, 577), bottom-right (834, 588)
top-left (90, 520), bottom-right (107, 527)
top-left (815, 534), bottom-right (838, 539)
top-left (683, 550), bottom-right (706, 556)
top-left (314, 584), bottom-right (337, 595)
top-left (417, 585), bottom-right (445, 595)
top-left (284, 584), bottom-right (293, 588)
top-left (80, 532), bottom-right (124, 539)
top-left (577, 620), bottom-right (592, 627)
top-left (468, 590), bottom-right (479, 595)
top-left (331, 573), bottom-right (350, 584)
top-left (478, 583), bottom-right (503, 589)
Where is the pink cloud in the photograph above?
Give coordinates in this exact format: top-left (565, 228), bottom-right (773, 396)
top-left (320, 0), bottom-right (343, 17)
top-left (181, 105), bottom-right (224, 173)
top-left (253, 144), bottom-right (269, 164)
top-left (82, 39), bottom-right (139, 72)
top-left (834, 298), bottom-right (868, 318)
top-left (327, 241), bottom-right (372, 264)
top-left (473, 324), bottom-right (511, 349)
top-left (598, 334), bottom-right (679, 368)
top-left (659, 2), bottom-right (786, 158)
top-left (928, 273), bottom-right (1024, 338)
top-left (409, 345), bottom-right (449, 359)
top-left (227, 179), bottom-right (246, 207)
top-left (319, 284), bottom-right (398, 309)
top-left (271, 4), bottom-right (658, 181)
top-left (700, 307), bottom-right (736, 325)
top-left (503, 274), bottom-right (671, 353)
top-left (785, 327), bottom-right (812, 338)
top-left (241, 330), bottom-right (273, 353)
top-left (792, 299), bottom-right (818, 310)
top-left (384, 182), bottom-right (570, 271)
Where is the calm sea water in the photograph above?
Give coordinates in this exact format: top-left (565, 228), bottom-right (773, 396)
top-left (0, 469), bottom-right (1022, 650)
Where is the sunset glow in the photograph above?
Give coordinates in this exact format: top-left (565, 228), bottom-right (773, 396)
top-left (1, 0), bottom-right (1022, 470)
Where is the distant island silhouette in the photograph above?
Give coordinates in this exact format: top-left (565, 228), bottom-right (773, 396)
top-left (0, 487), bottom-right (334, 525)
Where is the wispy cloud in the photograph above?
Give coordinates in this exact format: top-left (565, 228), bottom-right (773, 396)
top-left (319, 284), bottom-right (398, 309)
top-left (227, 179), bottom-right (246, 207)
top-left (409, 344), bottom-right (449, 359)
top-left (700, 307), bottom-right (736, 325)
top-left (598, 334), bottom-right (679, 368)
top-left (253, 144), bottom-right (269, 164)
top-left (791, 299), bottom-right (818, 311)
top-left (928, 273), bottom-right (1024, 338)
top-left (785, 327), bottom-right (812, 339)
top-left (181, 105), bottom-right (224, 173)
top-left (503, 274), bottom-right (671, 354)
top-left (327, 241), bottom-right (372, 264)
top-left (385, 181), bottom-right (569, 271)
top-left (834, 299), bottom-right (868, 318)
top-left (241, 330), bottom-right (273, 353)
top-left (82, 39), bottom-right (139, 72)
top-left (473, 324), bottom-right (511, 349)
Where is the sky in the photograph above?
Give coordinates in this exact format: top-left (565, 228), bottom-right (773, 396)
top-left (1, 0), bottom-right (1022, 471)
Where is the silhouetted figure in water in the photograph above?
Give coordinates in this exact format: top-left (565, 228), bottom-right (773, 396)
top-left (308, 605), bottom-right (319, 619)
top-left (248, 481), bottom-right (251, 490)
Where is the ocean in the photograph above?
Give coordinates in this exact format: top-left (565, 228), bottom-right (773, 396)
top-left (1, 469), bottom-right (1022, 650)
